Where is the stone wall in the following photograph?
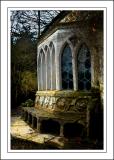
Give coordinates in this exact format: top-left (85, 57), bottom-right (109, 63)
top-left (33, 14), bottom-right (103, 139)
top-left (35, 90), bottom-right (100, 124)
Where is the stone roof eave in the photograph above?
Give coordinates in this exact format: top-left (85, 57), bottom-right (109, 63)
top-left (37, 22), bottom-right (82, 46)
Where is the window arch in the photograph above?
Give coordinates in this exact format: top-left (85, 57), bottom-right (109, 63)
top-left (77, 43), bottom-right (91, 90)
top-left (61, 44), bottom-right (73, 89)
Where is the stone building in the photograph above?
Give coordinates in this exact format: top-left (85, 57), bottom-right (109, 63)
top-left (22, 11), bottom-right (103, 142)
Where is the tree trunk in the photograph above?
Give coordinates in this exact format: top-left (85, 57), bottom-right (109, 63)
top-left (38, 11), bottom-right (40, 38)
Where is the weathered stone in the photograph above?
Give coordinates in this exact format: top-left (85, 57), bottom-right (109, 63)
top-left (22, 11), bottom-right (103, 141)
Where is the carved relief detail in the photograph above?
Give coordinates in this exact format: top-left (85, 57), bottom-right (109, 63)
top-left (35, 94), bottom-right (97, 116)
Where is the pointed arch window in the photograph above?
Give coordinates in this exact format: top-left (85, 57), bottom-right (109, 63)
top-left (77, 44), bottom-right (91, 90)
top-left (61, 44), bottom-right (73, 89)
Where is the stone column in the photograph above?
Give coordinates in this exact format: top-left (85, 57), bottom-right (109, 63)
top-left (27, 113), bottom-right (30, 124)
top-left (32, 116), bottom-right (34, 128)
top-left (55, 46), bottom-right (61, 90)
top-left (37, 118), bottom-right (41, 133)
top-left (24, 111), bottom-right (27, 121)
top-left (21, 109), bottom-right (24, 119)
top-left (60, 123), bottom-right (64, 137)
top-left (24, 112), bottom-right (28, 121)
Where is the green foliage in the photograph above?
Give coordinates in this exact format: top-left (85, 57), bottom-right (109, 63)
top-left (21, 99), bottom-right (34, 107)
top-left (20, 71), bottom-right (37, 96)
top-left (11, 30), bottom-right (37, 108)
top-left (12, 31), bottom-right (37, 72)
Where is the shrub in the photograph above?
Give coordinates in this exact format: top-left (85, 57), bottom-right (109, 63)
top-left (21, 99), bottom-right (34, 107)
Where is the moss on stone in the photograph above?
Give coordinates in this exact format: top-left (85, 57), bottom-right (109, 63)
top-left (36, 90), bottom-right (98, 98)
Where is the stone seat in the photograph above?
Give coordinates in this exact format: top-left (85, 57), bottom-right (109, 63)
top-left (22, 107), bottom-right (86, 123)
top-left (22, 107), bottom-right (88, 138)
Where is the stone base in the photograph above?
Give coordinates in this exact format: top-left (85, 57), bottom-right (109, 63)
top-left (22, 90), bottom-right (101, 138)
top-left (35, 90), bottom-right (98, 112)
top-left (22, 107), bottom-right (87, 138)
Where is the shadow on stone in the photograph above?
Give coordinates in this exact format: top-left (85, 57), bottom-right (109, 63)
top-left (63, 122), bottom-right (84, 138)
top-left (40, 119), bottom-right (60, 136)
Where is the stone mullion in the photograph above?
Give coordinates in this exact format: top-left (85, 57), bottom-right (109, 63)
top-left (91, 48), bottom-right (95, 87)
top-left (45, 48), bottom-right (51, 90)
top-left (42, 52), bottom-right (46, 90)
top-left (74, 43), bottom-right (82, 91)
top-left (52, 46), bottom-right (56, 90)
top-left (72, 50), bottom-right (77, 90)
top-left (41, 54), bottom-right (43, 90)
top-left (55, 46), bottom-right (61, 90)
top-left (50, 49), bottom-right (53, 90)
top-left (45, 52), bottom-right (48, 90)
top-left (44, 54), bottom-right (46, 90)
top-left (38, 53), bottom-right (42, 91)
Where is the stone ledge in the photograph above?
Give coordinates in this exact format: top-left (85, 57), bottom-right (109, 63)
top-left (22, 107), bottom-right (86, 124)
top-left (35, 90), bottom-right (100, 113)
top-left (36, 90), bottom-right (98, 97)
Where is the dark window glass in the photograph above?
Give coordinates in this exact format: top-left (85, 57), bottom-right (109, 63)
top-left (77, 44), bottom-right (91, 90)
top-left (61, 45), bottom-right (73, 89)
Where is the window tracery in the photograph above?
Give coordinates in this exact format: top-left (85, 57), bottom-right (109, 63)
top-left (77, 44), bottom-right (91, 90)
top-left (61, 44), bottom-right (73, 89)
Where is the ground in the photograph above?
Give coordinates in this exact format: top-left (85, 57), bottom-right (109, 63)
top-left (11, 107), bottom-right (65, 149)
top-left (11, 107), bottom-right (103, 150)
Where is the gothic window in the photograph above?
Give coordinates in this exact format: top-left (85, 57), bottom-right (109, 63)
top-left (77, 44), bottom-right (91, 90)
top-left (61, 44), bottom-right (73, 89)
